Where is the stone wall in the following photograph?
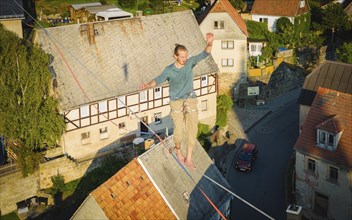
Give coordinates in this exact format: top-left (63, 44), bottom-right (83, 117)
top-left (0, 171), bottom-right (39, 215)
top-left (217, 72), bottom-right (243, 96)
top-left (0, 146), bottom-right (134, 215)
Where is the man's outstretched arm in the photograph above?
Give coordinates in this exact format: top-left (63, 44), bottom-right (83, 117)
top-left (139, 79), bottom-right (156, 90)
top-left (205, 32), bottom-right (214, 54)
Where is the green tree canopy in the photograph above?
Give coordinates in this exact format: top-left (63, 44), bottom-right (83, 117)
top-left (337, 42), bottom-right (352, 64)
top-left (276, 17), bottom-right (293, 33)
top-left (117, 0), bottom-right (136, 9)
top-left (0, 24), bottom-right (65, 176)
top-left (321, 3), bottom-right (351, 41)
top-left (229, 0), bottom-right (245, 11)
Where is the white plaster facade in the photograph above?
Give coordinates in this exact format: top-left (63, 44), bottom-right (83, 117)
top-left (61, 74), bottom-right (217, 159)
top-left (295, 152), bottom-right (352, 220)
top-left (199, 13), bottom-right (247, 81)
top-left (251, 14), bottom-right (295, 32)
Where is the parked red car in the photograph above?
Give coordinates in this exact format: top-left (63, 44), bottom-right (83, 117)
top-left (235, 143), bottom-right (258, 172)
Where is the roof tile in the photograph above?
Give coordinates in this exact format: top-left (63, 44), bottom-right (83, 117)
top-left (251, 0), bottom-right (310, 17)
top-left (295, 87), bottom-right (352, 169)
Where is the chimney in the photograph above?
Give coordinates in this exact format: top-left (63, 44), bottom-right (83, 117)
top-left (87, 22), bottom-right (95, 45)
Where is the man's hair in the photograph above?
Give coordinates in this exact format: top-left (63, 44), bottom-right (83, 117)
top-left (174, 44), bottom-right (187, 56)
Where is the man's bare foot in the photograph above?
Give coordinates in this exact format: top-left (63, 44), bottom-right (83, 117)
top-left (185, 159), bottom-right (196, 170)
top-left (176, 149), bottom-right (185, 164)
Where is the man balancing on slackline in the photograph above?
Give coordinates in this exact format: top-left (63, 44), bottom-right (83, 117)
top-left (139, 33), bottom-right (214, 170)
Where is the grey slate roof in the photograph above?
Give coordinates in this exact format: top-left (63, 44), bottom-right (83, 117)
top-left (34, 10), bottom-right (218, 111)
top-left (0, 0), bottom-right (24, 19)
top-left (138, 136), bottom-right (232, 219)
top-left (298, 61), bottom-right (352, 106)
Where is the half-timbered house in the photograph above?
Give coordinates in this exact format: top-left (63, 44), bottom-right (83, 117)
top-left (34, 10), bottom-right (219, 160)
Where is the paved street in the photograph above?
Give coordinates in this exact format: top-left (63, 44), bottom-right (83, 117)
top-left (214, 88), bottom-right (301, 220)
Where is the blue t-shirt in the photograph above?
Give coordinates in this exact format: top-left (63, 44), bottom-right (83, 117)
top-left (154, 51), bottom-right (209, 101)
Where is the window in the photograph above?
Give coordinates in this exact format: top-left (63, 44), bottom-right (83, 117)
top-left (214, 20), bottom-right (224, 29)
top-left (154, 87), bottom-right (161, 99)
top-left (118, 122), bottom-right (125, 129)
top-left (201, 100), bottom-right (207, 111)
top-left (221, 58), bottom-right (234, 67)
top-left (328, 166), bottom-right (338, 183)
top-left (100, 127), bottom-right (108, 139)
top-left (155, 112), bottom-right (162, 124)
top-left (259, 18), bottom-right (268, 24)
top-left (317, 129), bottom-right (337, 151)
top-left (201, 75), bottom-right (208, 87)
top-left (221, 41), bottom-right (234, 49)
top-left (80, 105), bottom-right (89, 117)
top-left (307, 158), bottom-right (316, 173)
top-left (250, 44), bottom-right (256, 52)
top-left (117, 96), bottom-right (126, 108)
top-left (300, 0), bottom-right (305, 8)
top-left (81, 132), bottom-right (91, 145)
top-left (99, 101), bottom-right (107, 113)
top-left (140, 90), bottom-right (147, 102)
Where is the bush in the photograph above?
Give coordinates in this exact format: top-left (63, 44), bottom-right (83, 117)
top-left (197, 123), bottom-right (211, 151)
top-left (216, 95), bottom-right (233, 128)
top-left (51, 173), bottom-right (65, 195)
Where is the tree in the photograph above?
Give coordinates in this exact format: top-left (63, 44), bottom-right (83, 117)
top-left (337, 42), bottom-right (352, 64)
top-left (216, 95), bottom-right (233, 128)
top-left (276, 17), bottom-right (293, 33)
top-left (117, 0), bottom-right (136, 9)
top-left (321, 3), bottom-right (351, 42)
top-left (0, 24), bottom-right (64, 176)
top-left (261, 45), bottom-right (274, 65)
top-left (229, 0), bottom-right (245, 11)
top-left (149, 0), bottom-right (165, 14)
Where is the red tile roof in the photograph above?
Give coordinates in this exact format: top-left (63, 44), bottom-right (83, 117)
top-left (316, 115), bottom-right (343, 134)
top-left (295, 87), bottom-right (352, 169)
top-left (251, 0), bottom-right (310, 17)
top-left (198, 0), bottom-right (248, 37)
top-left (91, 159), bottom-right (175, 219)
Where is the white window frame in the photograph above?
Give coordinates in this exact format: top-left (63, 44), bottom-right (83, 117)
top-left (317, 129), bottom-right (337, 151)
top-left (154, 87), bottom-right (161, 99)
top-left (214, 20), bottom-right (224, 29)
top-left (99, 101), bottom-right (107, 113)
top-left (80, 105), bottom-right (89, 117)
top-left (221, 58), bottom-right (234, 67)
top-left (250, 44), bottom-right (256, 52)
top-left (140, 90), bottom-right (147, 102)
top-left (118, 122), bottom-right (125, 129)
top-left (81, 131), bottom-right (91, 145)
top-left (221, 41), bottom-right (234, 49)
top-left (201, 75), bottom-right (208, 87)
top-left (99, 126), bottom-right (108, 139)
top-left (201, 100), bottom-right (207, 111)
top-left (154, 112), bottom-right (162, 124)
top-left (117, 96), bottom-right (126, 108)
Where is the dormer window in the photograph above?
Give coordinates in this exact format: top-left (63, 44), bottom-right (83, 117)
top-left (300, 0), bottom-right (305, 8)
top-left (316, 115), bottom-right (343, 151)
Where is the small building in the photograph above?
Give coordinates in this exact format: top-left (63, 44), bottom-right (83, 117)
top-left (95, 8), bottom-right (133, 21)
top-left (72, 136), bottom-right (232, 219)
top-left (251, 0), bottom-right (310, 32)
top-left (247, 38), bottom-right (267, 57)
top-left (68, 2), bottom-right (102, 23)
top-left (197, 0), bottom-right (248, 94)
top-left (0, 0), bottom-right (25, 38)
top-left (297, 61), bottom-right (352, 129)
top-left (294, 87), bottom-right (352, 220)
